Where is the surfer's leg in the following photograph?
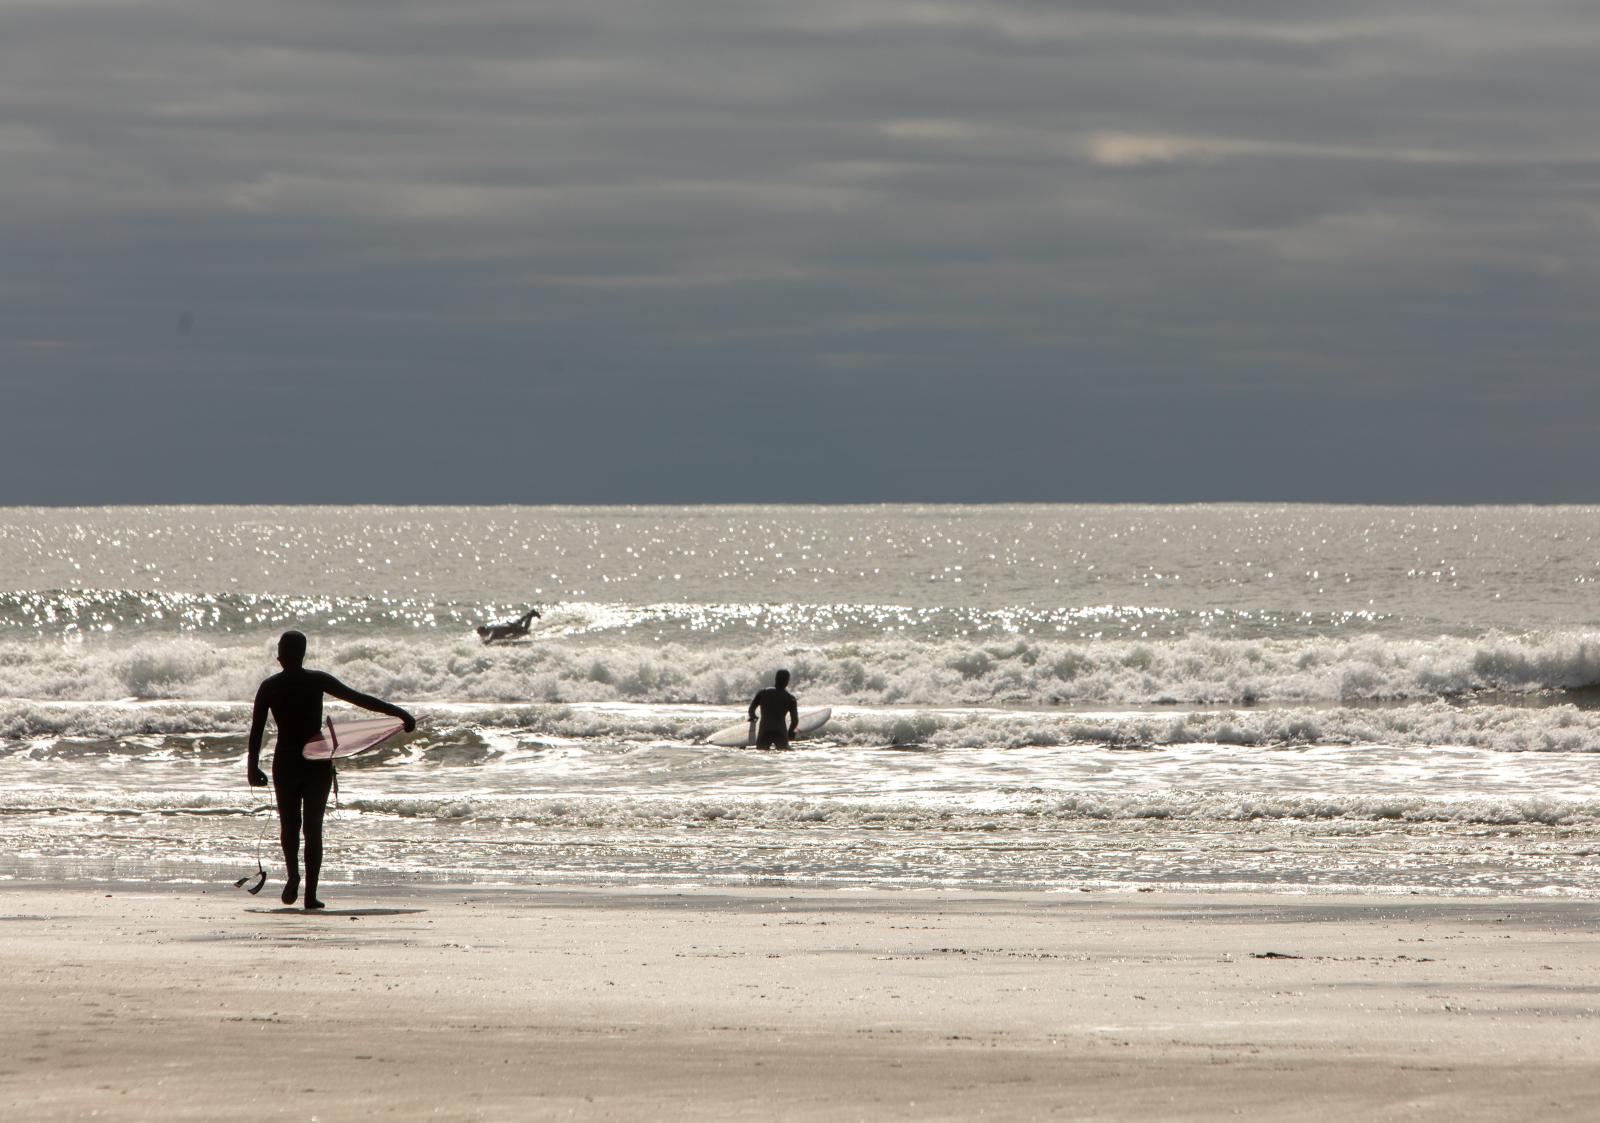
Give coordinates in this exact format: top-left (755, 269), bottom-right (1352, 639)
top-left (274, 773), bottom-right (303, 906)
top-left (301, 766), bottom-right (335, 910)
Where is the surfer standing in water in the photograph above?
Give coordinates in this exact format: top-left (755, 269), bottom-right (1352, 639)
top-left (247, 630), bottom-right (415, 910)
top-left (747, 669), bottom-right (800, 750)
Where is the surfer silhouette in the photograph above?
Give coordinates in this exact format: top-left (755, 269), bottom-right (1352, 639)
top-left (747, 669), bottom-right (800, 750)
top-left (477, 607), bottom-right (541, 644)
top-left (247, 630), bottom-right (415, 910)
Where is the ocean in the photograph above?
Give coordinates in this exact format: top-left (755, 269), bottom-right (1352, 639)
top-left (4, 503), bottom-right (1600, 896)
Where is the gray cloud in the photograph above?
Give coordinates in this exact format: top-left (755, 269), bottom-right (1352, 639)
top-left (4, 0), bottom-right (1599, 502)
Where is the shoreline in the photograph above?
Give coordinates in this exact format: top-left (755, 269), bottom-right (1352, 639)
top-left (6, 882), bottom-right (1600, 1120)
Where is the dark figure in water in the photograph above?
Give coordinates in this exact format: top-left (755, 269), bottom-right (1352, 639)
top-left (248, 631), bottom-right (414, 910)
top-left (476, 607), bottom-right (541, 644)
top-left (747, 668), bottom-right (800, 750)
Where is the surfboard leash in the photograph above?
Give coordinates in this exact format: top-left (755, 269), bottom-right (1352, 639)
top-left (327, 717), bottom-right (341, 812)
top-left (234, 777), bottom-right (270, 894)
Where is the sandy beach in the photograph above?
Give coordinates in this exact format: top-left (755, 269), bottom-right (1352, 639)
top-left (4, 884), bottom-right (1599, 1121)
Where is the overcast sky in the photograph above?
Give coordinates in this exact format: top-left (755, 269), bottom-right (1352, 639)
top-left (4, 1), bottom-right (1598, 504)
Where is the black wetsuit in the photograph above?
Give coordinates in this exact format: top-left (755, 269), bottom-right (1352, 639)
top-left (478, 608), bottom-right (540, 643)
top-left (747, 687), bottom-right (799, 750)
top-left (248, 668), bottom-right (408, 904)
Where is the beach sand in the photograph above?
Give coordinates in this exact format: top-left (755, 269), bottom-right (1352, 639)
top-left (3, 884), bottom-right (1599, 1121)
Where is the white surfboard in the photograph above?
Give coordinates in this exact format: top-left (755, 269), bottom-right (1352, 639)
top-left (706, 707), bottom-right (832, 748)
top-left (302, 716), bottom-right (407, 761)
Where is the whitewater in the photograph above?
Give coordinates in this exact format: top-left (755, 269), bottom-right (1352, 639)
top-left (5, 504), bottom-right (1600, 895)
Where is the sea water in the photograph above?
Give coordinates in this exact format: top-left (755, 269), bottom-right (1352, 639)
top-left (4, 504), bottom-right (1600, 895)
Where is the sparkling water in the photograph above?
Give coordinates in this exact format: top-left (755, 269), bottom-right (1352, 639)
top-left (4, 504), bottom-right (1600, 894)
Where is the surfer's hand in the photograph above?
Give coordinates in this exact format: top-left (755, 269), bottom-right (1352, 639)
top-left (401, 711), bottom-right (417, 733)
top-left (248, 766), bottom-right (268, 787)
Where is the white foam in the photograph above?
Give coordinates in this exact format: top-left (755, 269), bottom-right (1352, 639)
top-left (5, 629), bottom-right (1600, 709)
top-left (10, 691), bottom-right (1600, 765)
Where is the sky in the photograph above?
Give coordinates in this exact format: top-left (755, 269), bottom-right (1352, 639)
top-left (4, 0), bottom-right (1599, 504)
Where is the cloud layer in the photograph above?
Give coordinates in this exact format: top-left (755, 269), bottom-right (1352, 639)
top-left (5, 1), bottom-right (1598, 502)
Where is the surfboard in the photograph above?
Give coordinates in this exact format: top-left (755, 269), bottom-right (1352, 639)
top-left (302, 716), bottom-right (407, 761)
top-left (706, 707), bottom-right (832, 748)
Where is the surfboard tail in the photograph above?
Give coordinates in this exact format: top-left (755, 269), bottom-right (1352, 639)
top-left (707, 707), bottom-right (832, 747)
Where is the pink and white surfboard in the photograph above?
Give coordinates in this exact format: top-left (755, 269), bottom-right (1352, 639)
top-left (302, 716), bottom-right (407, 761)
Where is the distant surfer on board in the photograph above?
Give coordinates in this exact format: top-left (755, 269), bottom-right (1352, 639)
top-left (747, 669), bottom-right (800, 751)
top-left (477, 607), bottom-right (541, 644)
top-left (247, 630), bottom-right (415, 911)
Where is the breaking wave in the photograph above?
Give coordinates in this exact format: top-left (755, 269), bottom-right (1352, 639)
top-left (5, 628), bottom-right (1600, 709)
top-left (341, 792), bottom-right (1600, 828)
top-left (6, 697), bottom-right (1600, 757)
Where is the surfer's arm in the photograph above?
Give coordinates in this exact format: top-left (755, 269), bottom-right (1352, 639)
top-left (786, 696), bottom-right (799, 734)
top-left (747, 694), bottom-right (760, 723)
top-left (320, 673), bottom-right (417, 732)
top-left (246, 686), bottom-right (270, 784)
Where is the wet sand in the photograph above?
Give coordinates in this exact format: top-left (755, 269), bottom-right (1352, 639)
top-left (3, 884), bottom-right (1599, 1120)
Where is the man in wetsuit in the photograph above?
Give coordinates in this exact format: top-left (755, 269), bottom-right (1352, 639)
top-left (247, 630), bottom-right (415, 910)
top-left (476, 606), bottom-right (541, 644)
top-left (747, 668), bottom-right (799, 750)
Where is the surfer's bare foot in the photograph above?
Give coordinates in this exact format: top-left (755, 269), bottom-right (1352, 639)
top-left (304, 897), bottom-right (326, 911)
top-left (281, 875), bottom-right (300, 906)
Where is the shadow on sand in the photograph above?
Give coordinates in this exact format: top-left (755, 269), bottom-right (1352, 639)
top-left (245, 907), bottom-right (427, 917)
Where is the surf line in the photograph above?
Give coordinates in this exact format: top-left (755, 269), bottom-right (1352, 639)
top-left (234, 779), bottom-right (271, 895)
top-left (327, 718), bottom-right (341, 809)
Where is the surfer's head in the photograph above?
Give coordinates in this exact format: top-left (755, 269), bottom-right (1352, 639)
top-left (774, 668), bottom-right (790, 688)
top-left (277, 630), bottom-right (307, 669)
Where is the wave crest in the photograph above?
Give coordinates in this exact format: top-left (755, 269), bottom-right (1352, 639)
top-left (6, 629), bottom-right (1600, 708)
